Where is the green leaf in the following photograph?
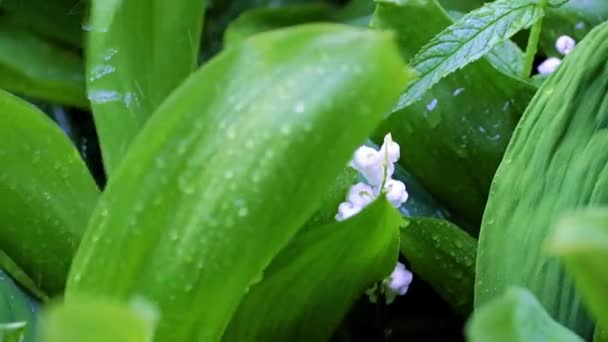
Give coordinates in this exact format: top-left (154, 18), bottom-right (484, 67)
top-left (223, 4), bottom-right (334, 48)
top-left (466, 287), bottom-right (584, 342)
top-left (547, 208), bottom-right (608, 327)
top-left (486, 40), bottom-right (525, 77)
top-left (0, 251), bottom-right (47, 302)
top-left (400, 217), bottom-right (476, 315)
top-left (66, 24), bottom-right (411, 341)
top-left (397, 0), bottom-right (543, 108)
top-left (475, 21), bottom-right (608, 337)
top-left (0, 90), bottom-right (100, 295)
top-left (595, 326), bottom-right (608, 342)
top-left (371, 0), bottom-right (536, 224)
top-left (1, 0), bottom-right (84, 47)
top-left (0, 269), bottom-right (38, 342)
top-left (87, 0), bottom-right (208, 174)
top-left (223, 197), bottom-right (402, 341)
top-left (40, 297), bottom-right (157, 342)
top-left (0, 22), bottom-right (86, 108)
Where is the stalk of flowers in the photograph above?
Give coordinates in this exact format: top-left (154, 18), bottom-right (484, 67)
top-left (336, 133), bottom-right (413, 304)
top-left (537, 35), bottom-right (576, 75)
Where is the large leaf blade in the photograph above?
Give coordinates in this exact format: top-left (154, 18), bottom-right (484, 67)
top-left (87, 0), bottom-right (208, 174)
top-left (0, 90), bottom-right (99, 295)
top-left (67, 24), bottom-right (411, 341)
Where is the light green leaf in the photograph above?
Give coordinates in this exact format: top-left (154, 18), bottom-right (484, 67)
top-left (0, 269), bottom-right (38, 342)
top-left (40, 297), bottom-right (157, 342)
top-left (371, 0), bottom-right (536, 224)
top-left (0, 22), bottom-right (86, 108)
top-left (467, 287), bottom-right (584, 342)
top-left (548, 208), bottom-right (608, 327)
top-left (223, 197), bottom-right (402, 341)
top-left (400, 217), bottom-right (476, 315)
top-left (486, 40), bottom-right (525, 77)
top-left (87, 0), bottom-right (208, 174)
top-left (67, 24), bottom-right (411, 342)
top-left (475, 21), bottom-right (608, 337)
top-left (0, 90), bottom-right (100, 295)
top-left (396, 0), bottom-right (543, 109)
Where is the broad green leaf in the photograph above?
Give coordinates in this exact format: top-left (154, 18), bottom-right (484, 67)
top-left (467, 287), bottom-right (584, 342)
top-left (548, 209), bottom-right (608, 327)
top-left (223, 198), bottom-right (402, 341)
top-left (87, 0), bottom-right (208, 174)
top-left (40, 297), bottom-right (157, 342)
top-left (66, 24), bottom-right (411, 342)
top-left (0, 251), bottom-right (47, 302)
top-left (371, 0), bottom-right (536, 224)
top-left (400, 217), bottom-right (476, 315)
top-left (486, 40), bottom-right (525, 77)
top-left (0, 270), bottom-right (38, 342)
top-left (397, 0), bottom-right (544, 108)
top-left (0, 22), bottom-right (86, 108)
top-left (540, 0), bottom-right (608, 56)
top-left (475, 22), bottom-right (608, 337)
top-left (0, 90), bottom-right (100, 295)
top-left (224, 4), bottom-right (334, 48)
top-left (1, 0), bottom-right (83, 47)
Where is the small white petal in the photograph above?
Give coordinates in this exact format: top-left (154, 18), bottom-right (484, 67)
top-left (555, 35), bottom-right (576, 55)
top-left (385, 262), bottom-right (413, 304)
top-left (384, 179), bottom-right (408, 208)
top-left (537, 57), bottom-right (562, 75)
top-left (350, 146), bottom-right (381, 171)
top-left (380, 133), bottom-right (400, 163)
top-left (347, 183), bottom-right (376, 208)
top-left (335, 202), bottom-right (362, 222)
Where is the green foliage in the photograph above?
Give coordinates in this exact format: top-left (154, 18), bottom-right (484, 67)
top-left (224, 198), bottom-right (402, 341)
top-left (0, 269), bottom-right (38, 342)
top-left (0, 90), bottom-right (99, 295)
top-left (86, 0), bottom-right (209, 174)
top-left (476, 21), bottom-right (608, 337)
top-left (467, 287), bottom-right (584, 342)
top-left (66, 24), bottom-right (410, 341)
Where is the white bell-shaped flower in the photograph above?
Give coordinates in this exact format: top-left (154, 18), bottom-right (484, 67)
top-left (385, 262), bottom-right (413, 304)
top-left (347, 182), bottom-right (375, 208)
top-left (384, 179), bottom-right (408, 208)
top-left (380, 133), bottom-right (400, 164)
top-left (335, 201), bottom-right (362, 222)
top-left (537, 57), bottom-right (562, 75)
top-left (555, 35), bottom-right (576, 55)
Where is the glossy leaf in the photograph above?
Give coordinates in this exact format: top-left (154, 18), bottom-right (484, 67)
top-left (0, 251), bottom-right (47, 302)
top-left (475, 22), bottom-right (608, 337)
top-left (66, 24), bottom-right (411, 342)
top-left (0, 90), bottom-right (100, 295)
top-left (223, 198), bottom-right (402, 341)
top-left (548, 209), bottom-right (608, 327)
top-left (0, 22), bottom-right (86, 108)
top-left (0, 270), bottom-right (38, 342)
top-left (40, 297), bottom-right (157, 342)
top-left (397, 0), bottom-right (543, 108)
top-left (87, 0), bottom-right (208, 174)
top-left (371, 0), bottom-right (536, 224)
top-left (400, 217), bottom-right (476, 315)
top-left (467, 287), bottom-right (584, 342)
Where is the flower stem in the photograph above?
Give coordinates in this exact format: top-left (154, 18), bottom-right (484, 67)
top-left (522, 0), bottom-right (549, 78)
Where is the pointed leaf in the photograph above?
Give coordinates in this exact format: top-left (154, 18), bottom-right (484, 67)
top-left (0, 90), bottom-right (100, 295)
top-left (67, 24), bottom-right (411, 342)
top-left (223, 198), bottom-right (402, 341)
top-left (87, 0), bottom-right (208, 174)
top-left (467, 287), bottom-right (584, 342)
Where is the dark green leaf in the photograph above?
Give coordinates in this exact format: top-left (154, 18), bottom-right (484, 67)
top-left (223, 198), bottom-right (402, 341)
top-left (87, 0), bottom-right (208, 174)
top-left (400, 217), bottom-right (476, 315)
top-left (396, 0), bottom-right (543, 108)
top-left (0, 269), bottom-right (38, 342)
top-left (371, 0), bottom-right (536, 224)
top-left (548, 208), bottom-right (608, 327)
top-left (0, 251), bottom-right (47, 302)
top-left (467, 287), bottom-right (584, 342)
top-left (66, 24), bottom-right (411, 341)
top-left (0, 90), bottom-right (99, 295)
top-left (0, 22), bottom-right (86, 108)
top-left (40, 297), bottom-right (157, 342)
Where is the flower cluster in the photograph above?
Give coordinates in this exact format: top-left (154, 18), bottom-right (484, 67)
top-left (335, 133), bottom-right (409, 222)
top-left (336, 133), bottom-right (413, 304)
top-left (538, 35), bottom-right (576, 75)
